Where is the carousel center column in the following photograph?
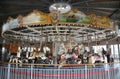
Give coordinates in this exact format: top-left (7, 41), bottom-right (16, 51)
top-left (50, 10), bottom-right (60, 64)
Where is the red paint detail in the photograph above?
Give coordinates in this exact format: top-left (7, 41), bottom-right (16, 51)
top-left (9, 68), bottom-right (117, 77)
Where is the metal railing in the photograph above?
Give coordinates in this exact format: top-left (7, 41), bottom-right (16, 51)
top-left (0, 62), bottom-right (119, 79)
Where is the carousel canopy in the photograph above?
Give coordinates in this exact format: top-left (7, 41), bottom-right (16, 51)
top-left (0, 0), bottom-right (120, 45)
top-left (2, 8), bottom-right (117, 45)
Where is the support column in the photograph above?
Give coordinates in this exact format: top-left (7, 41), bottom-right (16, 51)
top-left (1, 40), bottom-right (6, 62)
top-left (0, 44), bottom-right (2, 61)
top-left (116, 38), bottom-right (120, 61)
top-left (118, 43), bottom-right (120, 61)
top-left (0, 26), bottom-right (2, 62)
top-left (113, 45), bottom-right (115, 60)
top-left (53, 41), bottom-right (60, 64)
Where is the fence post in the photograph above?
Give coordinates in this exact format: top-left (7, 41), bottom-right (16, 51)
top-left (85, 64), bottom-right (87, 79)
top-left (7, 64), bottom-right (10, 79)
top-left (107, 66), bottom-right (110, 79)
top-left (31, 65), bottom-right (33, 79)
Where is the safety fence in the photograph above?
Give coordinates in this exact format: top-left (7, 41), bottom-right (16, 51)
top-left (0, 63), bottom-right (119, 79)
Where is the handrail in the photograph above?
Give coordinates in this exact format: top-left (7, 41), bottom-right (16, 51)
top-left (0, 62), bottom-right (118, 66)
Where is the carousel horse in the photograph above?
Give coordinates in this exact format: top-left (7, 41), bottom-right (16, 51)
top-left (9, 55), bottom-right (15, 63)
top-left (73, 44), bottom-right (85, 64)
top-left (43, 46), bottom-right (50, 57)
top-left (59, 49), bottom-right (72, 66)
top-left (57, 43), bottom-right (66, 64)
top-left (20, 50), bottom-right (29, 63)
top-left (98, 48), bottom-right (108, 63)
top-left (90, 54), bottom-right (101, 64)
top-left (78, 44), bottom-right (85, 55)
top-left (9, 48), bottom-right (22, 66)
top-left (89, 48), bottom-right (108, 67)
top-left (82, 51), bottom-right (89, 64)
top-left (28, 50), bottom-right (36, 63)
top-left (58, 43), bottom-right (66, 55)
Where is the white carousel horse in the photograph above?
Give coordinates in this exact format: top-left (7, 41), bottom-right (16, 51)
top-left (78, 44), bottom-right (84, 55)
top-left (43, 46), bottom-right (50, 53)
top-left (90, 50), bottom-right (108, 67)
top-left (58, 43), bottom-right (66, 55)
top-left (43, 46), bottom-right (50, 57)
top-left (9, 55), bottom-right (14, 63)
top-left (9, 49), bottom-right (22, 66)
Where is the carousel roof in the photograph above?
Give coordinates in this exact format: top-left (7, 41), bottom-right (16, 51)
top-left (0, 0), bottom-right (120, 24)
top-left (2, 9), bottom-right (117, 45)
top-left (0, 0), bottom-right (120, 45)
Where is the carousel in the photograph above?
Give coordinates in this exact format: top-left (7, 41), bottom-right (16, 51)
top-left (2, 3), bottom-right (117, 66)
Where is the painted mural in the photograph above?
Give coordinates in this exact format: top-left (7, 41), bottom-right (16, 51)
top-left (22, 10), bottom-right (51, 24)
top-left (59, 9), bottom-right (91, 24)
top-left (3, 9), bottom-right (113, 33)
top-left (59, 9), bottom-right (111, 28)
